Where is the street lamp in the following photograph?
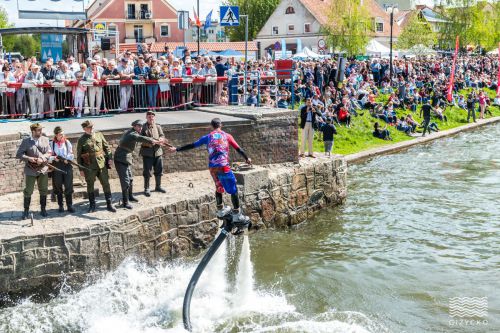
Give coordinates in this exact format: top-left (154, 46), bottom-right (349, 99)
top-left (387, 4), bottom-right (398, 84)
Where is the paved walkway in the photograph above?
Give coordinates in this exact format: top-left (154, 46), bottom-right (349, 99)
top-left (0, 110), bottom-right (247, 138)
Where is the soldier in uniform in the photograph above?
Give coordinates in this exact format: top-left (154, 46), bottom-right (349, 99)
top-left (76, 120), bottom-right (116, 213)
top-left (140, 110), bottom-right (167, 196)
top-left (16, 123), bottom-right (53, 219)
top-left (114, 120), bottom-right (163, 209)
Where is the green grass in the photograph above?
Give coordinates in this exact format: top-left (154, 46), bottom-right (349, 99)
top-left (299, 88), bottom-right (500, 156)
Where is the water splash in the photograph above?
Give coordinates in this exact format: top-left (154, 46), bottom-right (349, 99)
top-left (0, 234), bottom-right (376, 333)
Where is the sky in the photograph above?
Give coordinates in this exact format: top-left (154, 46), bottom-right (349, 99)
top-left (1, 0), bottom-right (223, 27)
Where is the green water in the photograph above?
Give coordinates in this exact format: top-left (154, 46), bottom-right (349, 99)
top-left (251, 124), bottom-right (500, 332)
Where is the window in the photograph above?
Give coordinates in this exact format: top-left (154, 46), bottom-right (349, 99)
top-left (108, 24), bottom-right (117, 33)
top-left (376, 22), bottom-right (384, 32)
top-left (288, 24), bottom-right (294, 32)
top-left (304, 23), bottom-right (311, 33)
top-left (285, 6), bottom-right (295, 14)
top-left (134, 25), bottom-right (143, 42)
top-left (160, 25), bottom-right (169, 37)
top-left (127, 4), bottom-right (136, 19)
top-left (209, 29), bottom-right (214, 34)
top-left (272, 26), bottom-right (279, 35)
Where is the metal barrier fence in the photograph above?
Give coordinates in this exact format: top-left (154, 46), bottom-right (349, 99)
top-left (227, 70), bottom-right (296, 109)
top-left (0, 77), bottom-right (228, 119)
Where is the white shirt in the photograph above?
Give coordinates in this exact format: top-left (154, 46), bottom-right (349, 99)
top-left (50, 139), bottom-right (74, 160)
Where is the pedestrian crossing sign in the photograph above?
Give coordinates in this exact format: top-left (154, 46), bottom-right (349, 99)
top-left (220, 6), bottom-right (239, 26)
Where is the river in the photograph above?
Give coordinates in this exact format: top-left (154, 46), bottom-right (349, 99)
top-left (1, 124), bottom-right (499, 333)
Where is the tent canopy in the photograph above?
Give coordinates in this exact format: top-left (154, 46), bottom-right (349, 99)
top-left (293, 47), bottom-right (322, 59)
top-left (218, 49), bottom-right (243, 57)
top-left (408, 44), bottom-right (437, 56)
top-left (366, 39), bottom-right (390, 56)
top-left (487, 48), bottom-right (499, 55)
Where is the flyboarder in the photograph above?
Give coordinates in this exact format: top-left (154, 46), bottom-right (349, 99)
top-left (169, 118), bottom-right (251, 226)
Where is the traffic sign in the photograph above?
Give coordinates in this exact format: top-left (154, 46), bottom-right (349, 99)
top-left (318, 39), bottom-right (326, 49)
top-left (220, 6), bottom-right (239, 26)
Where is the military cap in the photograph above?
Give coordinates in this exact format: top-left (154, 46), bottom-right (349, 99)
top-left (53, 126), bottom-right (63, 135)
top-left (81, 120), bottom-right (94, 128)
top-left (132, 119), bottom-right (144, 127)
top-left (30, 123), bottom-right (42, 131)
top-left (146, 110), bottom-right (156, 116)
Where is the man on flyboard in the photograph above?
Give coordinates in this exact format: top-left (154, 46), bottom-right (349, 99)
top-left (169, 118), bottom-right (251, 226)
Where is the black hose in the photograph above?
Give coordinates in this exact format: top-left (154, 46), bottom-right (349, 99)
top-left (182, 225), bottom-right (232, 332)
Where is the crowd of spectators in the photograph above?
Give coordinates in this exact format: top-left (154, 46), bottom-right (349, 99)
top-left (1, 49), bottom-right (499, 156)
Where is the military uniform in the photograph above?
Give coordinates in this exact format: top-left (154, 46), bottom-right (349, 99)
top-left (140, 113), bottom-right (166, 196)
top-left (76, 120), bottom-right (116, 212)
top-left (114, 120), bottom-right (154, 208)
top-left (15, 123), bottom-right (53, 219)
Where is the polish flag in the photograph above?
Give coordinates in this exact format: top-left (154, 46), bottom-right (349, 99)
top-left (193, 7), bottom-right (201, 27)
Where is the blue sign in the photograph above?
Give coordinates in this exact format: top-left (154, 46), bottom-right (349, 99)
top-left (220, 6), bottom-right (239, 26)
top-left (41, 34), bottom-right (63, 63)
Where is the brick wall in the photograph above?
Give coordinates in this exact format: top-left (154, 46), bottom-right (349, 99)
top-left (0, 111), bottom-right (298, 195)
top-left (0, 157), bottom-right (347, 296)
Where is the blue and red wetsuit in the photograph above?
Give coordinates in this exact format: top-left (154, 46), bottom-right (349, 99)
top-left (176, 129), bottom-right (249, 194)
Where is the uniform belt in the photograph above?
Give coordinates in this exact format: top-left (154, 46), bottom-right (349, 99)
top-left (141, 143), bottom-right (154, 148)
top-left (81, 151), bottom-right (104, 157)
top-left (118, 145), bottom-right (133, 153)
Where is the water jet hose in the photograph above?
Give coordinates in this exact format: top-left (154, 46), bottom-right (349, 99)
top-left (182, 218), bottom-right (235, 332)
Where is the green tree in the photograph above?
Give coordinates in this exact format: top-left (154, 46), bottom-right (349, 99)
top-left (397, 12), bottom-right (437, 49)
top-left (0, 6), bottom-right (40, 58)
top-left (223, 0), bottom-right (280, 41)
top-left (322, 0), bottom-right (372, 56)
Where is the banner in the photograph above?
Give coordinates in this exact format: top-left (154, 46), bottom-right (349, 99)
top-left (41, 34), bottom-right (63, 63)
top-left (204, 10), bottom-right (213, 30)
top-left (447, 36), bottom-right (459, 102)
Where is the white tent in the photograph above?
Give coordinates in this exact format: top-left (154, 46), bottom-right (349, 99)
top-left (293, 47), bottom-right (322, 59)
top-left (408, 44), bottom-right (437, 56)
top-left (487, 48), bottom-right (499, 55)
top-left (366, 39), bottom-right (391, 56)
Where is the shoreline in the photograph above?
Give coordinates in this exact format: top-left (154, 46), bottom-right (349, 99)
top-left (344, 116), bottom-right (500, 164)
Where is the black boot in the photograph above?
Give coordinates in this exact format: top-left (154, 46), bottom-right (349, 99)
top-left (57, 194), bottom-right (64, 213)
top-left (122, 191), bottom-right (133, 209)
top-left (66, 194), bottom-right (75, 213)
top-left (129, 181), bottom-right (138, 202)
top-left (105, 193), bottom-right (117, 213)
top-left (144, 177), bottom-right (151, 197)
top-left (22, 197), bottom-right (31, 220)
top-left (155, 176), bottom-right (166, 193)
top-left (40, 195), bottom-right (48, 218)
top-left (88, 192), bottom-right (96, 213)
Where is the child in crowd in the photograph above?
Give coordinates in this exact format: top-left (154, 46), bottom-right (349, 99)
top-left (319, 118), bottom-right (337, 157)
top-left (73, 73), bottom-right (86, 118)
top-left (219, 87), bottom-right (229, 106)
top-left (373, 122), bottom-right (392, 140)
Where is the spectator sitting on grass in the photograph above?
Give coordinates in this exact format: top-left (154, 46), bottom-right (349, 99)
top-left (337, 104), bottom-right (351, 128)
top-left (457, 95), bottom-right (466, 110)
top-left (319, 117), bottom-right (337, 157)
top-left (493, 95), bottom-right (500, 106)
top-left (396, 116), bottom-right (413, 135)
top-left (373, 122), bottom-right (392, 141)
top-left (433, 105), bottom-right (448, 122)
top-left (405, 114), bottom-right (419, 133)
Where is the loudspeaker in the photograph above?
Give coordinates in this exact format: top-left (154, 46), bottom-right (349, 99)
top-left (101, 38), bottom-right (111, 51)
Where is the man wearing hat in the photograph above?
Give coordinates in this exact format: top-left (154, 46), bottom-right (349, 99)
top-left (140, 110), bottom-right (166, 196)
top-left (114, 120), bottom-right (163, 209)
top-left (16, 123), bottom-right (53, 219)
top-left (50, 126), bottom-right (75, 213)
top-left (117, 57), bottom-right (135, 112)
top-left (76, 120), bottom-right (116, 213)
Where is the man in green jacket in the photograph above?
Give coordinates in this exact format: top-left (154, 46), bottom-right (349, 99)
top-left (77, 120), bottom-right (116, 213)
top-left (114, 120), bottom-right (163, 209)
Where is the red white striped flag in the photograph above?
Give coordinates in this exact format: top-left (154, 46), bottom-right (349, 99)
top-left (447, 36), bottom-right (459, 102)
top-left (193, 7), bottom-right (201, 27)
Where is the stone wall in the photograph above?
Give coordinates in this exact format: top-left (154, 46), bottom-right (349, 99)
top-left (0, 157), bottom-right (346, 296)
top-left (0, 109), bottom-right (298, 195)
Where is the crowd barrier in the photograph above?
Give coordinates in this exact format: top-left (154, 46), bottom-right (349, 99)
top-left (0, 77), bottom-right (228, 119)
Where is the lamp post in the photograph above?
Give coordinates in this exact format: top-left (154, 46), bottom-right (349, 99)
top-left (197, 0), bottom-right (200, 55)
top-left (388, 5), bottom-right (398, 85)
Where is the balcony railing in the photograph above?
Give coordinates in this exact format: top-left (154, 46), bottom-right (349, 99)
top-left (126, 10), bottom-right (153, 20)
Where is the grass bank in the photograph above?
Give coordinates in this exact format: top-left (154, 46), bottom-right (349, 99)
top-left (299, 88), bottom-right (500, 155)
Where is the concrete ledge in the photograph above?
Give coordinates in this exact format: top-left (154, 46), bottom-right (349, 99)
top-left (346, 117), bottom-right (500, 164)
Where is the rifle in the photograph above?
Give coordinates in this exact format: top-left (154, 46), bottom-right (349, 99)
top-left (28, 160), bottom-right (67, 175)
top-left (54, 155), bottom-right (91, 171)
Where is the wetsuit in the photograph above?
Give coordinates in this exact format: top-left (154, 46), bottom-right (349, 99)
top-left (176, 129), bottom-right (249, 210)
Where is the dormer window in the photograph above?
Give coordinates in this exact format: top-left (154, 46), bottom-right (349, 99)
top-left (285, 6), bottom-right (295, 14)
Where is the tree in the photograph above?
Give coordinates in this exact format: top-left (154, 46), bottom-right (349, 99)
top-left (0, 5), bottom-right (41, 58)
top-left (397, 12), bottom-right (437, 49)
top-left (223, 0), bottom-right (280, 41)
top-left (322, 0), bottom-right (372, 56)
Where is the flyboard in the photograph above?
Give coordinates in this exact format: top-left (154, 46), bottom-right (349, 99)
top-left (182, 207), bottom-right (252, 331)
